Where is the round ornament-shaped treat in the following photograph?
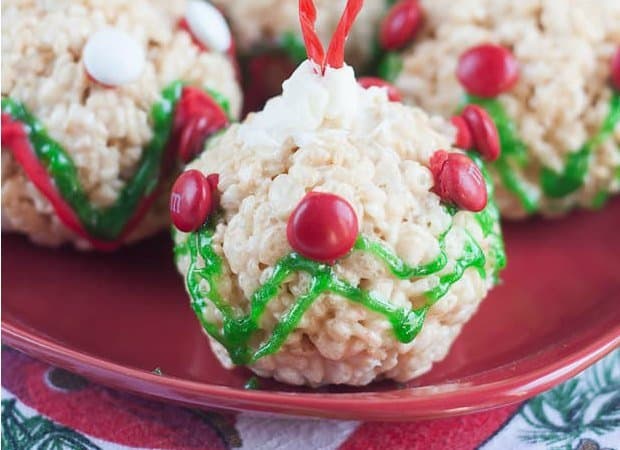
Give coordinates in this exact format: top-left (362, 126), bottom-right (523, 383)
top-left (390, 0), bottom-right (620, 218)
top-left (1, 0), bottom-right (241, 249)
top-left (173, 0), bottom-right (505, 386)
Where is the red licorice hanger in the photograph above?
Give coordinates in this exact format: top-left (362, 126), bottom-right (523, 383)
top-left (299, 0), bottom-right (364, 73)
top-left (299, 0), bottom-right (325, 71)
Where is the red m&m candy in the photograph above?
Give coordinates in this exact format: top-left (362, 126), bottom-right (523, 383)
top-left (611, 47), bottom-right (620, 91)
top-left (206, 173), bottom-right (220, 207)
top-left (287, 192), bottom-right (359, 264)
top-left (451, 115), bottom-right (473, 150)
top-left (358, 77), bottom-right (403, 102)
top-left (457, 44), bottom-right (519, 98)
top-left (379, 0), bottom-right (423, 51)
top-left (451, 106), bottom-right (500, 161)
top-left (460, 105), bottom-right (501, 161)
top-left (206, 173), bottom-right (219, 192)
top-left (430, 150), bottom-right (487, 212)
top-left (170, 170), bottom-right (214, 232)
top-left (172, 86), bottom-right (229, 163)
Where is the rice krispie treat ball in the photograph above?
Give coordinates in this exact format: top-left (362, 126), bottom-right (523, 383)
top-left (172, 0), bottom-right (506, 386)
top-left (1, 0), bottom-right (242, 249)
top-left (389, 0), bottom-right (620, 218)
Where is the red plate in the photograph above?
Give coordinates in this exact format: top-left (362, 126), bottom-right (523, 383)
top-left (2, 199), bottom-right (620, 421)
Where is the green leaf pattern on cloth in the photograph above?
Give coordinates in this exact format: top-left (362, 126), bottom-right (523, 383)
top-left (2, 398), bottom-right (101, 450)
top-left (1, 351), bottom-right (619, 449)
top-left (482, 350), bottom-right (620, 450)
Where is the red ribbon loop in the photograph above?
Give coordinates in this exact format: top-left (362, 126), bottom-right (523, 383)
top-left (299, 0), bottom-right (325, 71)
top-left (326, 0), bottom-right (363, 69)
top-left (298, 0), bottom-right (365, 73)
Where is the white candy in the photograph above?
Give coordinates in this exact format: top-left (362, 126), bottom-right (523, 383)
top-left (83, 27), bottom-right (145, 86)
top-left (185, 1), bottom-right (232, 53)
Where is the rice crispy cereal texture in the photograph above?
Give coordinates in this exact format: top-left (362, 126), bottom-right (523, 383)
top-left (395, 0), bottom-right (620, 218)
top-left (211, 0), bottom-right (387, 67)
top-left (174, 61), bottom-right (504, 386)
top-left (1, 0), bottom-right (242, 248)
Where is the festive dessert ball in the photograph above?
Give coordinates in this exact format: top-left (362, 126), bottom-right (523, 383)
top-left (391, 0), bottom-right (620, 218)
top-left (1, 0), bottom-right (242, 249)
top-left (172, 0), bottom-right (505, 386)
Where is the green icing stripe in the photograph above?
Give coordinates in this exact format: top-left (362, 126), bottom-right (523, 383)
top-left (470, 152), bottom-right (507, 282)
top-left (424, 235), bottom-right (486, 303)
top-left (177, 226), bottom-right (487, 365)
top-left (541, 91), bottom-right (620, 198)
top-left (465, 91), bottom-right (620, 212)
top-left (463, 94), bottom-right (540, 213)
top-left (377, 52), bottom-right (404, 83)
top-left (279, 31), bottom-right (308, 65)
top-left (2, 83), bottom-right (231, 240)
top-left (2, 82), bottom-right (184, 240)
top-left (353, 232), bottom-right (448, 278)
top-left (176, 154), bottom-right (503, 365)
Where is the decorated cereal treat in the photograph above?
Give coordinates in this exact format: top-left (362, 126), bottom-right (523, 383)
top-left (390, 0), bottom-right (620, 218)
top-left (1, 0), bottom-right (242, 249)
top-left (172, 0), bottom-right (506, 386)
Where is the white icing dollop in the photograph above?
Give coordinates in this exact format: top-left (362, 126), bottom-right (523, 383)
top-left (83, 27), bottom-right (145, 86)
top-left (239, 61), bottom-right (371, 147)
top-left (185, 1), bottom-right (232, 53)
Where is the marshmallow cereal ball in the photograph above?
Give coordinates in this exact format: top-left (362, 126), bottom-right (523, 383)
top-left (392, 0), bottom-right (620, 218)
top-left (1, 0), bottom-right (242, 249)
top-left (172, 60), bottom-right (506, 386)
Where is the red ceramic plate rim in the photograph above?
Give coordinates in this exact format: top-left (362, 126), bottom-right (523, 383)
top-left (3, 319), bottom-right (619, 421)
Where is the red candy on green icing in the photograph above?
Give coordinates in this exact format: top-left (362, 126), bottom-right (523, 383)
top-left (612, 47), bottom-right (620, 91)
top-left (430, 150), bottom-right (488, 212)
top-left (2, 82), bottom-right (189, 249)
top-left (457, 44), bottom-right (519, 98)
top-left (172, 0), bottom-right (506, 365)
top-left (3, 82), bottom-right (230, 248)
top-left (451, 115), bottom-right (473, 149)
top-left (170, 170), bottom-right (214, 232)
top-left (357, 77), bottom-right (402, 102)
top-left (461, 105), bottom-right (501, 161)
top-left (379, 0), bottom-right (423, 51)
top-left (172, 86), bottom-right (229, 163)
top-left (287, 192), bottom-right (359, 264)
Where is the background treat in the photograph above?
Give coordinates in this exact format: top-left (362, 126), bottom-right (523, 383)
top-left (173, 0), bottom-right (505, 386)
top-left (391, 0), bottom-right (620, 218)
top-left (1, 0), bottom-right (242, 249)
